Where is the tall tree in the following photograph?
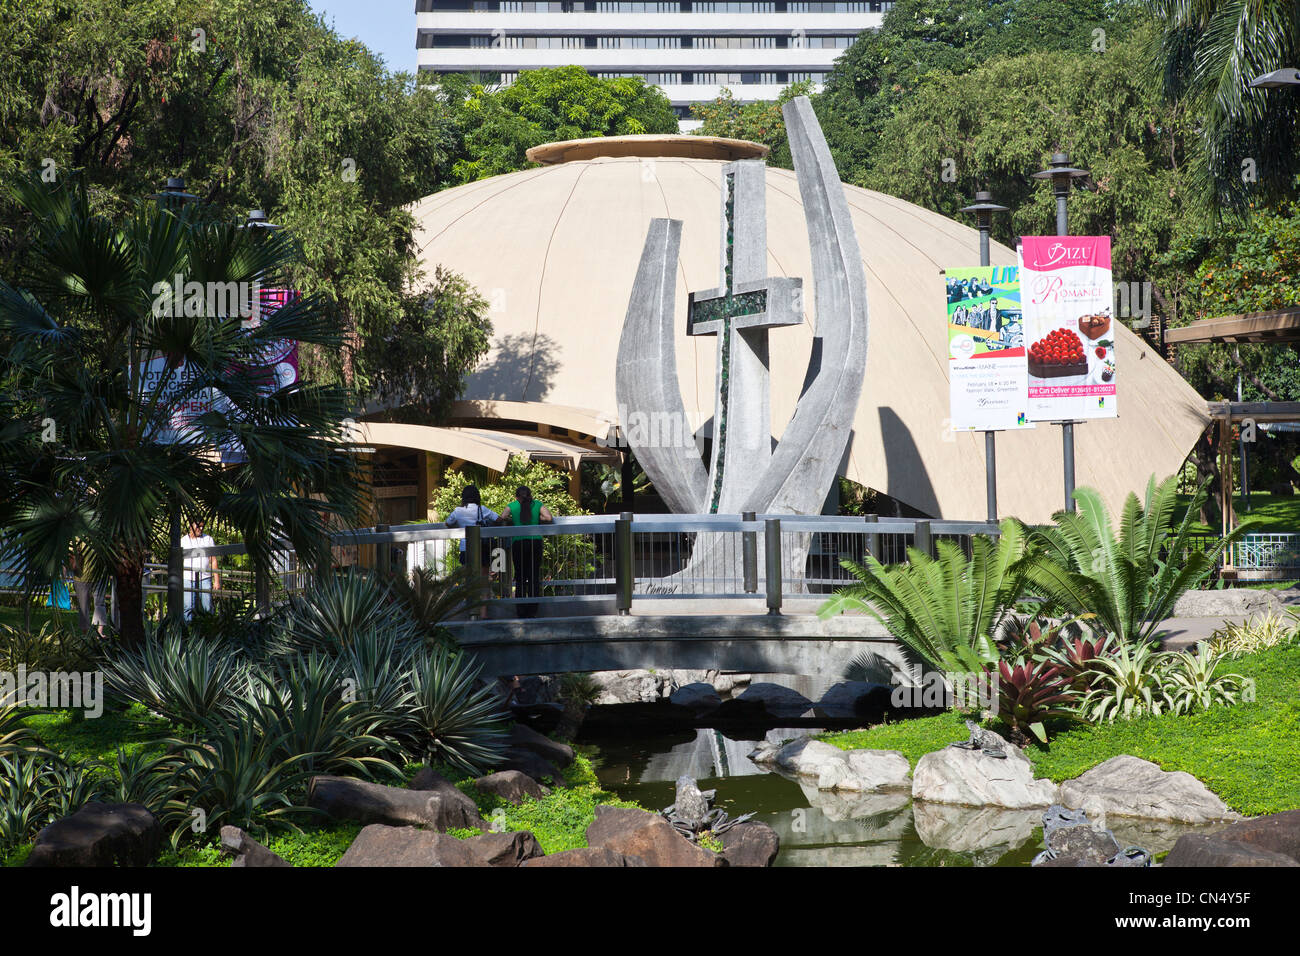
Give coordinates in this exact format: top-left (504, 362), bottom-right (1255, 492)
top-left (0, 176), bottom-right (363, 646)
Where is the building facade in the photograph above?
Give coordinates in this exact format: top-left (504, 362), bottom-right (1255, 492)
top-left (415, 1), bottom-right (889, 128)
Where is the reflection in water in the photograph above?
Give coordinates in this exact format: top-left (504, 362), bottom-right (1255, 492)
top-left (582, 727), bottom-right (1224, 866)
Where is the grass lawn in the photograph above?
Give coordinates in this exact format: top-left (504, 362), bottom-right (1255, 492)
top-left (1178, 490), bottom-right (1300, 535)
top-left (821, 642), bottom-right (1300, 817)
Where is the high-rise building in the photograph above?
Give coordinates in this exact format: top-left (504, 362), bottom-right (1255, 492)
top-left (415, 2), bottom-right (890, 129)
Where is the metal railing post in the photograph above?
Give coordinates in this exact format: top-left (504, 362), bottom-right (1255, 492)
top-left (376, 524), bottom-right (390, 577)
top-left (615, 513), bottom-right (633, 615)
top-left (914, 519), bottom-right (934, 559)
top-left (765, 518), bottom-right (782, 615)
top-left (167, 502), bottom-right (183, 622)
top-left (742, 511), bottom-right (758, 593)
top-left (465, 524), bottom-right (483, 593)
top-left (863, 514), bottom-right (879, 563)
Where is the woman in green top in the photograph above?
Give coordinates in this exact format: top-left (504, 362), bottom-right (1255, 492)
top-left (507, 486), bottom-right (552, 618)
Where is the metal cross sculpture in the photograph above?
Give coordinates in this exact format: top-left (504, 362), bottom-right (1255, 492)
top-left (616, 96), bottom-right (869, 529)
top-left (686, 163), bottom-right (801, 513)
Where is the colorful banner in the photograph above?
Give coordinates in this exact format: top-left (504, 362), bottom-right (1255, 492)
top-left (1019, 237), bottom-right (1117, 421)
top-left (220, 288), bottom-right (301, 463)
top-left (944, 265), bottom-right (1034, 432)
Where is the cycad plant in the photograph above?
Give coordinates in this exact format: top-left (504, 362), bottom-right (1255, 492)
top-left (1022, 475), bottom-right (1250, 647)
top-left (818, 518), bottom-right (1030, 674)
top-left (0, 174), bottom-right (362, 647)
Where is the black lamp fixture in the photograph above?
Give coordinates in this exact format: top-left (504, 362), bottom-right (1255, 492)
top-left (242, 208), bottom-right (281, 232)
top-left (149, 176), bottom-right (199, 206)
top-left (959, 189), bottom-right (1009, 267)
top-left (1031, 152), bottom-right (1089, 237)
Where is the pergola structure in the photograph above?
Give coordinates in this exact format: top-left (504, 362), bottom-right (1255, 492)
top-left (1171, 308), bottom-right (1300, 573)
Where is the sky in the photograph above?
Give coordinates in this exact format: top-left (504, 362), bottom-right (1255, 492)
top-left (308, 0), bottom-right (417, 74)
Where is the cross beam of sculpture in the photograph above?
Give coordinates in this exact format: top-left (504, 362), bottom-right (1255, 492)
top-left (686, 164), bottom-right (801, 514)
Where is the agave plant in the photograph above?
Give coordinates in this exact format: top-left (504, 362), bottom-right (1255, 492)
top-left (1023, 475), bottom-right (1253, 646)
top-left (1166, 644), bottom-right (1247, 715)
top-left (159, 711), bottom-right (324, 848)
top-left (406, 646), bottom-right (509, 775)
top-left (283, 572), bottom-right (420, 655)
top-left (102, 748), bottom-right (175, 814)
top-left (0, 705), bottom-right (37, 757)
top-left (995, 656), bottom-right (1077, 745)
top-left (819, 518), bottom-right (1030, 673)
top-left (100, 628), bottom-right (248, 726)
top-left (244, 654), bottom-right (403, 780)
top-left (0, 753), bottom-right (53, 848)
top-left (1078, 641), bottom-right (1178, 723)
top-left (338, 628), bottom-right (419, 745)
top-left (389, 565), bottom-right (481, 640)
top-left (40, 758), bottom-right (108, 819)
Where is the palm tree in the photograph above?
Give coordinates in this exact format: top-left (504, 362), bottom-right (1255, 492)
top-left (0, 174), bottom-right (363, 647)
top-left (817, 518), bottom-right (1030, 673)
top-left (1022, 474), bottom-right (1251, 646)
top-left (1148, 0), bottom-right (1300, 207)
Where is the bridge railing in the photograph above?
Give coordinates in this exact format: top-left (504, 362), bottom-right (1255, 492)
top-left (163, 513), bottom-right (1001, 616)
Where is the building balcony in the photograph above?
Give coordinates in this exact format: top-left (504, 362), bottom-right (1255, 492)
top-left (415, 11), bottom-right (881, 35)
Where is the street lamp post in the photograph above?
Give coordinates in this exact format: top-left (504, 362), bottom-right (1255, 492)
top-left (958, 189), bottom-right (1010, 522)
top-left (149, 177), bottom-right (199, 624)
top-left (240, 208), bottom-right (282, 616)
top-left (1031, 152), bottom-right (1089, 513)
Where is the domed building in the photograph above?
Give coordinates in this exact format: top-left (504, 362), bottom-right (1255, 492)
top-left (356, 134), bottom-right (1208, 525)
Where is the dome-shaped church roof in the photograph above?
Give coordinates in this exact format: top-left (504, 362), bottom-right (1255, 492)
top-left (409, 137), bottom-right (1208, 523)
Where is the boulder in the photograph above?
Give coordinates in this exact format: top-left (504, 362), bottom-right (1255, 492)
top-left (712, 673), bottom-right (751, 696)
top-left (768, 737), bottom-right (850, 778)
top-left (720, 822), bottom-right (780, 867)
top-left (1058, 756), bottom-right (1236, 824)
top-left (311, 774), bottom-right (484, 832)
top-left (912, 734), bottom-right (1058, 809)
top-left (220, 826), bottom-right (291, 867)
top-left (1171, 587), bottom-right (1299, 619)
top-left (729, 682), bottom-right (813, 720)
top-left (813, 681), bottom-right (894, 720)
top-left (669, 682), bottom-right (722, 716)
top-left (521, 847), bottom-right (647, 867)
top-left (1200, 809), bottom-right (1300, 862)
top-left (474, 770), bottom-right (550, 805)
top-left (26, 803), bottom-right (160, 868)
top-left (463, 830), bottom-right (545, 867)
top-left (1165, 833), bottom-right (1300, 868)
top-left (590, 670), bottom-right (663, 705)
top-left (585, 806), bottom-right (724, 867)
top-left (336, 825), bottom-right (480, 867)
top-left (839, 750), bottom-right (912, 792)
top-left (500, 749), bottom-right (567, 786)
top-left (509, 723), bottom-right (574, 768)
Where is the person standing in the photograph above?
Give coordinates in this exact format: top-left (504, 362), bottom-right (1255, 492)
top-left (443, 485), bottom-right (500, 619)
top-left (179, 519), bottom-right (220, 618)
top-left (506, 486), bottom-right (552, 618)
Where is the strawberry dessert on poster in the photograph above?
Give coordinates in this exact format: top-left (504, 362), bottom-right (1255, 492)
top-left (1019, 236), bottom-right (1117, 421)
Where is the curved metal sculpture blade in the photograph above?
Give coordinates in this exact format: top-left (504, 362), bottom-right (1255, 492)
top-left (615, 218), bottom-right (709, 514)
top-left (743, 96), bottom-right (870, 515)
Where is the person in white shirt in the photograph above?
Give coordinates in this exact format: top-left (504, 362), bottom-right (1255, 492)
top-left (179, 519), bottom-right (220, 618)
top-left (443, 485), bottom-right (501, 618)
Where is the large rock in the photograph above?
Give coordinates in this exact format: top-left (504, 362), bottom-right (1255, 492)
top-left (474, 770), bottom-right (550, 805)
top-left (767, 737), bottom-right (849, 778)
top-left (670, 682), bottom-right (722, 716)
top-left (26, 803), bottom-right (160, 868)
top-left (463, 830), bottom-right (545, 867)
top-left (728, 682), bottom-right (813, 720)
top-left (521, 847), bottom-right (647, 867)
top-left (1204, 809), bottom-right (1300, 861)
top-left (311, 774), bottom-right (485, 832)
top-left (336, 825), bottom-right (480, 867)
top-left (838, 750), bottom-right (912, 792)
top-left (912, 734), bottom-right (1058, 809)
top-left (1171, 587), bottom-right (1300, 619)
top-left (720, 822), bottom-right (780, 867)
top-left (1165, 833), bottom-right (1300, 868)
top-left (585, 806), bottom-right (724, 867)
top-left (1058, 756), bottom-right (1236, 824)
top-left (591, 670), bottom-right (663, 704)
top-left (813, 681), bottom-right (893, 720)
top-left (220, 826), bottom-right (291, 867)
top-left (509, 723), bottom-right (574, 768)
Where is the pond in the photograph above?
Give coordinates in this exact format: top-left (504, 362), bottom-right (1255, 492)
top-left (579, 723), bottom-right (1221, 866)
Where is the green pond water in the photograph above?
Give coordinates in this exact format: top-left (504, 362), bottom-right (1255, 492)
top-left (580, 725), bottom-right (1221, 866)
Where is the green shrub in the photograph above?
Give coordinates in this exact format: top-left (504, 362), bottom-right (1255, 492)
top-left (100, 628), bottom-right (249, 727)
top-left (406, 646), bottom-right (509, 775)
top-left (1211, 608), bottom-right (1300, 658)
